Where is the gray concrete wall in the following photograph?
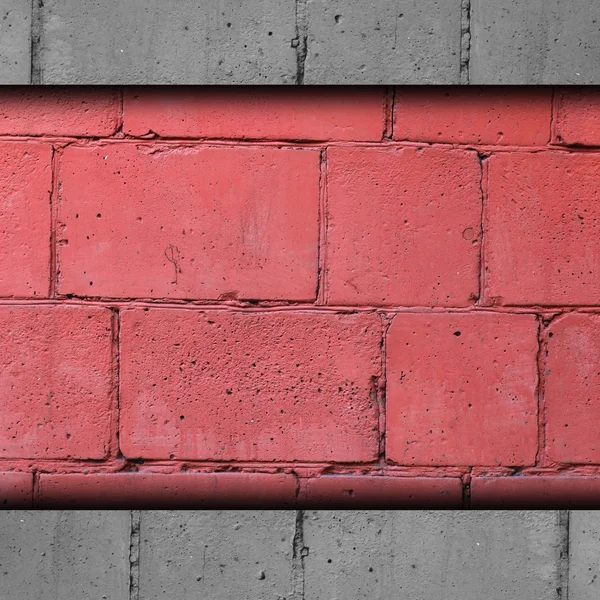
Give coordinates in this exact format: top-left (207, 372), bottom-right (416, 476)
top-left (1, 0), bottom-right (599, 84)
top-left (0, 510), bottom-right (597, 599)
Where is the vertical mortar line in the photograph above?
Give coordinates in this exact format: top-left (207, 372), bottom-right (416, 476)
top-left (558, 510), bottom-right (570, 600)
top-left (48, 146), bottom-right (59, 298)
top-left (316, 147), bottom-right (328, 305)
top-left (476, 152), bottom-right (488, 305)
top-left (383, 86), bottom-right (396, 140)
top-left (535, 315), bottom-right (548, 466)
top-left (30, 0), bottom-right (42, 84)
top-left (31, 470), bottom-right (39, 508)
top-left (460, 0), bottom-right (471, 84)
top-left (549, 86), bottom-right (559, 144)
top-left (129, 510), bottom-right (141, 600)
top-left (461, 467), bottom-right (472, 509)
top-left (111, 308), bottom-right (122, 458)
top-left (118, 85), bottom-right (125, 134)
top-left (378, 314), bottom-right (393, 463)
top-left (291, 509), bottom-right (307, 600)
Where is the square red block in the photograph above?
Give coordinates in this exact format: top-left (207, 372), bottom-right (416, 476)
top-left (325, 147), bottom-right (481, 306)
top-left (57, 144), bottom-right (319, 301)
top-left (555, 88), bottom-right (600, 146)
top-left (485, 152), bottom-right (600, 306)
top-left (394, 87), bottom-right (551, 145)
top-left (0, 142), bottom-right (51, 297)
top-left (546, 314), bottom-right (600, 464)
top-left (386, 313), bottom-right (539, 466)
top-left (124, 87), bottom-right (385, 141)
top-left (120, 309), bottom-right (382, 462)
top-left (0, 306), bottom-right (114, 459)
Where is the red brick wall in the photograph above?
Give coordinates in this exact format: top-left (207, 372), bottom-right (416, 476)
top-left (1, 86), bottom-right (600, 508)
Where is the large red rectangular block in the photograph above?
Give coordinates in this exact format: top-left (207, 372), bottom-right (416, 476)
top-left (471, 477), bottom-right (600, 509)
top-left (485, 152), bottom-right (600, 306)
top-left (325, 147), bottom-right (481, 306)
top-left (0, 472), bottom-right (33, 508)
top-left (0, 306), bottom-right (114, 459)
top-left (124, 87), bottom-right (386, 141)
top-left (57, 144), bottom-right (320, 301)
top-left (555, 89), bottom-right (600, 146)
top-left (0, 142), bottom-right (51, 298)
top-left (545, 314), bottom-right (600, 464)
top-left (120, 309), bottom-right (382, 462)
top-left (394, 87), bottom-right (551, 145)
top-left (298, 475), bottom-right (462, 508)
top-left (386, 313), bottom-right (538, 466)
top-left (38, 473), bottom-right (298, 509)
top-left (0, 88), bottom-right (119, 136)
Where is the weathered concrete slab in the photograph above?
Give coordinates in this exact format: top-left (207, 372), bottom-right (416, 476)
top-left (38, 0), bottom-right (297, 84)
top-left (304, 0), bottom-right (462, 84)
top-left (138, 511), bottom-right (296, 600)
top-left (303, 511), bottom-right (562, 600)
top-left (0, 511), bottom-right (130, 600)
top-left (470, 0), bottom-right (600, 84)
top-left (570, 511), bottom-right (600, 600)
top-left (0, 0), bottom-right (31, 83)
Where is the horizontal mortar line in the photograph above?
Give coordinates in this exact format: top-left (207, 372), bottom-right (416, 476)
top-left (0, 135), bottom-right (597, 154)
top-left (0, 298), bottom-right (599, 314)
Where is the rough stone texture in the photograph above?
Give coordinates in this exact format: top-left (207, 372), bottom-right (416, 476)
top-left (124, 87), bottom-right (386, 140)
top-left (303, 511), bottom-right (562, 600)
top-left (570, 511), bottom-right (600, 600)
top-left (0, 511), bottom-right (129, 599)
top-left (38, 473), bottom-right (298, 509)
top-left (325, 147), bottom-right (481, 306)
top-left (386, 313), bottom-right (539, 466)
top-left (0, 142), bottom-right (52, 298)
top-left (0, 472), bottom-right (33, 507)
top-left (394, 87), bottom-right (552, 145)
top-left (555, 88), bottom-right (600, 146)
top-left (57, 144), bottom-right (319, 301)
top-left (304, 0), bottom-right (461, 84)
top-left (120, 309), bottom-right (382, 462)
top-left (0, 306), bottom-right (114, 459)
top-left (0, 0), bottom-right (30, 84)
top-left (485, 152), bottom-right (600, 306)
top-left (546, 314), bottom-right (600, 464)
top-left (470, 0), bottom-right (600, 84)
top-left (138, 511), bottom-right (295, 600)
top-left (471, 477), bottom-right (600, 509)
top-left (298, 476), bottom-right (462, 508)
top-left (39, 0), bottom-right (297, 84)
top-left (0, 88), bottom-right (120, 136)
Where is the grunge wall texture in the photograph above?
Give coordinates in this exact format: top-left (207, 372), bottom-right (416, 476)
top-left (1, 87), bottom-right (600, 508)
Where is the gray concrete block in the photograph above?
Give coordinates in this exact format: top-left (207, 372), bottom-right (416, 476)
top-left (303, 0), bottom-right (462, 84)
top-left (303, 511), bottom-right (562, 600)
top-left (0, 511), bottom-right (130, 600)
top-left (470, 0), bottom-right (600, 84)
top-left (0, 0), bottom-right (31, 83)
top-left (39, 0), bottom-right (297, 84)
top-left (138, 511), bottom-right (296, 600)
top-left (570, 511), bottom-right (600, 600)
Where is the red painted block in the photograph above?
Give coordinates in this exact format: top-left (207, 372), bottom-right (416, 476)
top-left (471, 476), bottom-right (600, 508)
top-left (394, 87), bottom-right (551, 145)
top-left (546, 314), bottom-right (600, 464)
top-left (0, 88), bottom-right (119, 136)
top-left (120, 309), bottom-right (382, 462)
top-left (0, 306), bottom-right (114, 459)
top-left (38, 473), bottom-right (297, 509)
top-left (555, 89), bottom-right (600, 146)
top-left (0, 142), bottom-right (51, 297)
top-left (298, 475), bottom-right (462, 508)
top-left (0, 472), bottom-right (33, 508)
top-left (325, 147), bottom-right (481, 306)
top-left (386, 313), bottom-right (538, 466)
top-left (124, 87), bottom-right (385, 141)
top-left (485, 152), bottom-right (600, 306)
top-left (57, 144), bottom-right (319, 300)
